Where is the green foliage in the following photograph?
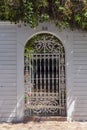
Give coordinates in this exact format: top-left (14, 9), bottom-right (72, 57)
top-left (40, 14), bottom-right (49, 22)
top-left (23, 1), bottom-right (38, 27)
top-left (0, 0), bottom-right (87, 30)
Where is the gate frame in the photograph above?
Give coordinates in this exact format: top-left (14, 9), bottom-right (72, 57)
top-left (16, 22), bottom-right (74, 122)
top-left (24, 33), bottom-right (66, 116)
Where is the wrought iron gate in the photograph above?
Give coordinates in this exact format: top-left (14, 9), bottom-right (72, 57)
top-left (24, 33), bottom-right (66, 117)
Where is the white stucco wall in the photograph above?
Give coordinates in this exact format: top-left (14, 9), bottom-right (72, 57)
top-left (0, 23), bottom-right (17, 122)
top-left (72, 32), bottom-right (87, 121)
top-left (0, 22), bottom-right (87, 122)
top-left (16, 22), bottom-right (74, 122)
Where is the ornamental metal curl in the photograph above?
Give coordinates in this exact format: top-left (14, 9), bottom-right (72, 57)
top-left (24, 33), bottom-right (66, 117)
top-left (30, 34), bottom-right (65, 53)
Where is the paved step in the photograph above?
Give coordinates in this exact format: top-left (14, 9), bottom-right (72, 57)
top-left (24, 116), bottom-right (67, 122)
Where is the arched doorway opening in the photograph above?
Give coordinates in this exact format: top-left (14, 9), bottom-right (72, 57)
top-left (24, 33), bottom-right (66, 117)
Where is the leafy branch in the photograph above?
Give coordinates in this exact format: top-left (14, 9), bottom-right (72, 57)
top-left (0, 0), bottom-right (87, 30)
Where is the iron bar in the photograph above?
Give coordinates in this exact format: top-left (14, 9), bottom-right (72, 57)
top-left (24, 34), bottom-right (66, 116)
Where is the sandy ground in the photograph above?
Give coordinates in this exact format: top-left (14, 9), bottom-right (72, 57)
top-left (0, 121), bottom-right (87, 130)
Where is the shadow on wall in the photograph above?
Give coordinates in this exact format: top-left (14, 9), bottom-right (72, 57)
top-left (0, 95), bottom-right (24, 123)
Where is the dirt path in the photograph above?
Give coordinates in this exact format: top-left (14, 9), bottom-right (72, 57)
top-left (0, 121), bottom-right (87, 130)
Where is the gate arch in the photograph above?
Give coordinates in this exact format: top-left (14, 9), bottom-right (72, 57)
top-left (24, 33), bottom-right (66, 117)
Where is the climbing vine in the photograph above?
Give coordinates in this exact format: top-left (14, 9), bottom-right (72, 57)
top-left (0, 0), bottom-right (87, 30)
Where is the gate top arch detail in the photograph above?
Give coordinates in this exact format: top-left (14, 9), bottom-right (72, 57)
top-left (25, 33), bottom-right (65, 54)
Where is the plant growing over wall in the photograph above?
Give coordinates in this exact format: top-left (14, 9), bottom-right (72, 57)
top-left (0, 0), bottom-right (87, 30)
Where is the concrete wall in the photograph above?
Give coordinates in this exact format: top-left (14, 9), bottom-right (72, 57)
top-left (0, 22), bottom-right (87, 122)
top-left (0, 23), bottom-right (17, 122)
top-left (72, 32), bottom-right (87, 121)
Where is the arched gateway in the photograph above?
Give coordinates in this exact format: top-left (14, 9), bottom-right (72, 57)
top-left (24, 33), bottom-right (66, 117)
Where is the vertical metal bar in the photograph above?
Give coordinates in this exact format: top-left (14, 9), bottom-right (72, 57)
top-left (39, 54), bottom-right (41, 96)
top-left (54, 54), bottom-right (55, 95)
top-left (55, 54), bottom-right (58, 114)
top-left (29, 54), bottom-right (33, 96)
top-left (34, 54), bottom-right (36, 98)
top-left (52, 54), bottom-right (54, 97)
top-left (30, 53), bottom-right (34, 116)
top-left (37, 54), bottom-right (39, 97)
top-left (40, 54), bottom-right (43, 96)
top-left (31, 54), bottom-right (33, 97)
top-left (59, 49), bottom-right (61, 115)
top-left (33, 54), bottom-right (35, 97)
top-left (46, 55), bottom-right (48, 96)
top-left (35, 55), bottom-right (38, 97)
top-left (33, 54), bottom-right (36, 97)
top-left (48, 54), bottom-right (50, 96)
top-left (43, 54), bottom-right (44, 95)
top-left (56, 54), bottom-right (58, 100)
top-left (44, 54), bottom-right (46, 97)
top-left (50, 54), bottom-right (51, 94)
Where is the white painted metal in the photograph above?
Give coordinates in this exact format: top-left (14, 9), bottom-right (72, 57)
top-left (24, 33), bottom-right (66, 116)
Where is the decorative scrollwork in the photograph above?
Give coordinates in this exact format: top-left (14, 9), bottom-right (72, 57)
top-left (24, 33), bottom-right (66, 117)
top-left (34, 41), bottom-right (43, 51)
top-left (26, 99), bottom-right (59, 115)
top-left (48, 100), bottom-right (58, 114)
top-left (32, 100), bottom-right (43, 114)
top-left (31, 34), bottom-right (64, 53)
